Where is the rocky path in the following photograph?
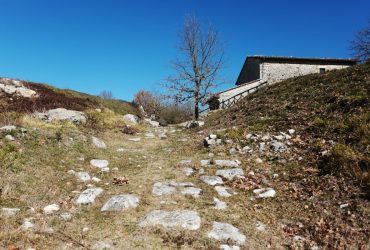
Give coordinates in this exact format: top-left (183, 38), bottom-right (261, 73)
top-left (1, 124), bottom-right (284, 249)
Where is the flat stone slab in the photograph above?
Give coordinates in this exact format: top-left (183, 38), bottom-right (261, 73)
top-left (101, 194), bottom-right (140, 212)
top-left (200, 175), bottom-right (223, 186)
top-left (214, 160), bottom-right (241, 168)
top-left (43, 204), bottom-right (60, 215)
top-left (75, 172), bottom-right (91, 182)
top-left (90, 159), bottom-right (109, 169)
top-left (1, 207), bottom-right (20, 217)
top-left (208, 222), bottom-right (246, 245)
top-left (152, 182), bottom-right (177, 196)
top-left (214, 186), bottom-right (235, 197)
top-left (182, 167), bottom-right (194, 176)
top-left (216, 168), bottom-right (244, 180)
top-left (181, 187), bottom-right (202, 198)
top-left (128, 138), bottom-right (141, 142)
top-left (213, 198), bottom-right (227, 210)
top-left (138, 210), bottom-right (201, 230)
top-left (253, 188), bottom-right (276, 198)
top-left (74, 188), bottom-right (104, 205)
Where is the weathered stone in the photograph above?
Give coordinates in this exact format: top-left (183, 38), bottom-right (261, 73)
top-left (101, 194), bottom-right (140, 212)
top-left (208, 222), bottom-right (246, 245)
top-left (92, 241), bottom-right (113, 250)
top-left (214, 160), bottom-right (241, 168)
top-left (128, 138), bottom-right (141, 142)
top-left (270, 140), bottom-right (287, 152)
top-left (5, 134), bottom-right (15, 141)
top-left (213, 198), bottom-right (227, 210)
top-left (288, 129), bottom-right (295, 135)
top-left (220, 245), bottom-right (240, 250)
top-left (75, 172), bottom-right (91, 182)
top-left (253, 188), bottom-right (276, 198)
top-left (181, 187), bottom-right (202, 198)
top-left (21, 218), bottom-right (35, 230)
top-left (200, 160), bottom-right (211, 166)
top-left (138, 210), bottom-right (201, 230)
top-left (0, 125), bottom-right (17, 132)
top-left (123, 114), bottom-right (139, 124)
top-left (1, 207), bottom-right (20, 217)
top-left (74, 188), bottom-right (104, 205)
top-left (144, 119), bottom-right (160, 127)
top-left (145, 132), bottom-right (155, 138)
top-left (90, 159), bottom-right (109, 171)
top-left (216, 168), bottom-right (244, 180)
top-left (60, 212), bottom-right (72, 221)
top-left (0, 78), bottom-right (37, 98)
top-left (43, 204), bottom-right (60, 215)
top-left (214, 186), bottom-right (235, 197)
top-left (35, 108), bottom-right (87, 124)
top-left (200, 176), bottom-right (223, 186)
top-left (179, 159), bottom-right (192, 165)
top-left (255, 221), bottom-right (266, 232)
top-left (92, 136), bottom-right (107, 149)
top-left (229, 148), bottom-right (237, 155)
top-left (182, 167), bottom-right (194, 176)
top-left (152, 182), bottom-right (176, 196)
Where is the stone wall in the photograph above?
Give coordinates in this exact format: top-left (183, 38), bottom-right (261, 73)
top-left (260, 62), bottom-right (350, 84)
top-left (218, 79), bottom-right (264, 104)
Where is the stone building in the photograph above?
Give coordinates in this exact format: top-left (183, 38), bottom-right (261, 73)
top-left (211, 56), bottom-right (357, 109)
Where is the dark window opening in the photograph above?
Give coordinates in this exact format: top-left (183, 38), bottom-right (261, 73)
top-left (320, 68), bottom-right (326, 74)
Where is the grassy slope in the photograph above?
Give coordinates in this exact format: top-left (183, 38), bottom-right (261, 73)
top-left (0, 78), bottom-right (139, 126)
top-left (206, 63), bottom-right (370, 187)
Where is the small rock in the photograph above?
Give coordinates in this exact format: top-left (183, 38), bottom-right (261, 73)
top-left (253, 188), bottom-right (276, 198)
top-left (214, 186), bottom-right (235, 197)
top-left (74, 188), bottom-right (104, 205)
top-left (200, 175), bottom-right (223, 186)
top-left (60, 212), bottom-right (72, 221)
top-left (43, 204), bottom-right (60, 215)
top-left (209, 134), bottom-right (217, 139)
top-left (138, 210), bottom-right (201, 230)
top-left (213, 197), bottom-right (227, 210)
top-left (179, 159), bottom-right (192, 165)
top-left (145, 132), bottom-right (155, 138)
top-left (1, 207), bottom-right (20, 217)
top-left (75, 172), bottom-right (91, 182)
top-left (123, 114), bottom-right (139, 124)
top-left (270, 140), bottom-right (287, 152)
top-left (220, 245), bottom-right (240, 250)
top-left (21, 218), bottom-right (35, 230)
top-left (255, 221), bottom-right (266, 232)
top-left (274, 135), bottom-right (284, 141)
top-left (288, 129), bottom-right (295, 135)
top-left (181, 187), bottom-right (202, 198)
top-left (0, 125), bottom-right (17, 132)
top-left (5, 134), bottom-right (15, 141)
top-left (214, 160), bottom-right (241, 168)
top-left (182, 167), bottom-right (194, 176)
top-left (92, 241), bottom-right (113, 250)
top-left (200, 160), bottom-right (211, 166)
top-left (90, 159), bottom-right (109, 171)
top-left (208, 222), bottom-right (246, 245)
top-left (259, 142), bottom-right (266, 152)
top-left (340, 203), bottom-right (349, 209)
top-left (101, 194), bottom-right (140, 212)
top-left (152, 182), bottom-right (176, 196)
top-left (216, 168), bottom-right (244, 180)
top-left (92, 177), bottom-right (101, 182)
top-left (128, 138), bottom-right (141, 142)
top-left (92, 136), bottom-right (107, 149)
top-left (293, 235), bottom-right (305, 242)
top-left (255, 158), bottom-right (263, 164)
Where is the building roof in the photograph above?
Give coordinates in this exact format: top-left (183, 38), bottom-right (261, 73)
top-left (236, 55), bottom-right (358, 85)
top-left (248, 55), bottom-right (359, 64)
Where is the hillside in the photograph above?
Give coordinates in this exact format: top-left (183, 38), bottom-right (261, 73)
top-left (207, 63), bottom-right (370, 188)
top-left (0, 77), bottom-right (139, 126)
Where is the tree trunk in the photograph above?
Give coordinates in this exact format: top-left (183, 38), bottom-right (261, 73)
top-left (194, 83), bottom-right (200, 120)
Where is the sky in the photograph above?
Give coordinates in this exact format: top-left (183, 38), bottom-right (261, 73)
top-left (0, 0), bottom-right (369, 101)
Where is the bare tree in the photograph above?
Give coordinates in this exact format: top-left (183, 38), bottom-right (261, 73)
top-left (99, 90), bottom-right (114, 100)
top-left (350, 23), bottom-right (370, 62)
top-left (166, 15), bottom-right (224, 120)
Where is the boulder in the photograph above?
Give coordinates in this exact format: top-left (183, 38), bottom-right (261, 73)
top-left (208, 222), bottom-right (246, 245)
top-left (152, 182), bottom-right (176, 196)
top-left (0, 78), bottom-right (37, 98)
top-left (101, 194), bottom-right (140, 212)
top-left (138, 210), bottom-right (201, 230)
top-left (36, 108), bottom-right (87, 124)
top-left (253, 188), bottom-right (276, 198)
top-left (123, 114), bottom-right (139, 124)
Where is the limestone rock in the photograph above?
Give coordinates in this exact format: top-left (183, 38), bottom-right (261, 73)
top-left (1, 207), bottom-right (20, 217)
top-left (216, 168), bottom-right (244, 180)
top-left (138, 210), bottom-right (201, 230)
top-left (92, 136), bottom-right (107, 149)
top-left (214, 160), bottom-right (241, 168)
top-left (200, 176), bottom-right (223, 186)
top-left (74, 188), bottom-right (104, 205)
top-left (182, 167), bottom-right (194, 176)
top-left (128, 138), bottom-right (141, 142)
top-left (213, 198), bottom-right (227, 210)
top-left (5, 134), bottom-right (15, 141)
top-left (208, 222), bottom-right (246, 245)
top-left (220, 245), bottom-right (240, 250)
top-left (179, 159), bottom-right (192, 166)
top-left (181, 187), bottom-right (202, 198)
top-left (0, 125), bottom-right (17, 132)
top-left (0, 78), bottom-right (37, 98)
top-left (101, 194), bottom-right (140, 212)
top-left (35, 108), bottom-right (87, 124)
top-left (123, 114), bottom-right (139, 124)
top-left (43, 204), bottom-right (60, 215)
top-left (253, 188), bottom-right (276, 198)
top-left (75, 172), bottom-right (91, 182)
top-left (60, 212), bottom-right (72, 221)
top-left (152, 182), bottom-right (176, 196)
top-left (21, 218), bottom-right (35, 230)
top-left (214, 186), bottom-right (236, 197)
top-left (90, 159), bottom-right (109, 172)
top-left (270, 140), bottom-right (287, 152)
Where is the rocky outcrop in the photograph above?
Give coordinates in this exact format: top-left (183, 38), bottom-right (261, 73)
top-left (0, 78), bottom-right (38, 98)
top-left (35, 108), bottom-right (87, 124)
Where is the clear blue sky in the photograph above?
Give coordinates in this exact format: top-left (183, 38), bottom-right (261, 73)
top-left (0, 0), bottom-right (369, 101)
